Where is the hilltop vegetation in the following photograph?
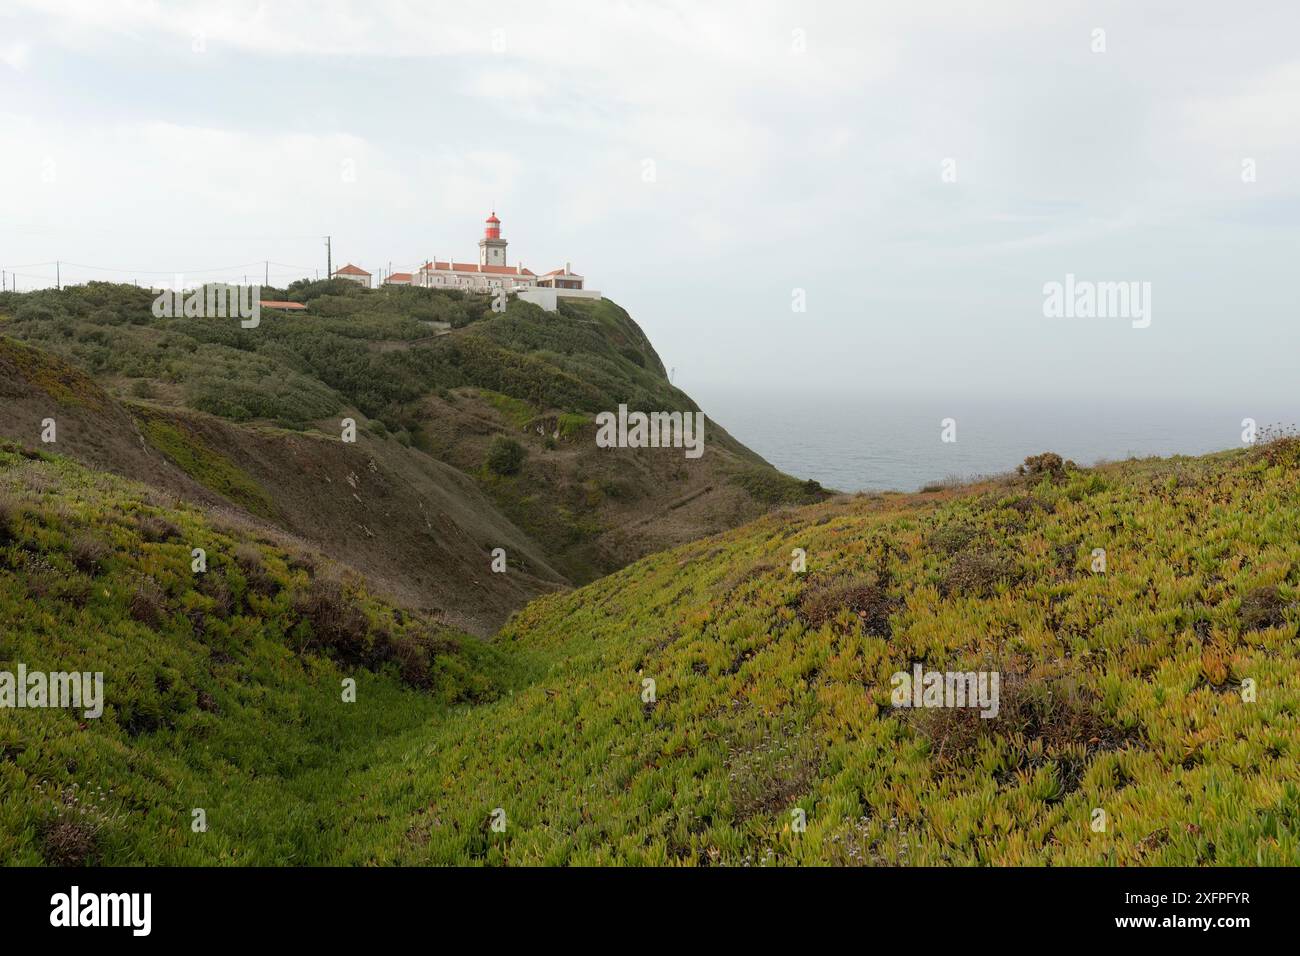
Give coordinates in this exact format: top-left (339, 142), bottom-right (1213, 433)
top-left (0, 331), bottom-right (567, 634)
top-left (0, 279), bottom-right (703, 434)
top-left (2, 439), bottom-right (1296, 864)
top-left (0, 281), bottom-right (824, 629)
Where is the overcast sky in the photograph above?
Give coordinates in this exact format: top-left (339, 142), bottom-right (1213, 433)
top-left (2, 0), bottom-right (1297, 403)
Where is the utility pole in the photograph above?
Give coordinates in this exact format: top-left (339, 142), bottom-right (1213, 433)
top-left (264, 261), bottom-right (269, 286)
top-left (324, 236), bottom-right (332, 279)
top-left (56, 261), bottom-right (61, 291)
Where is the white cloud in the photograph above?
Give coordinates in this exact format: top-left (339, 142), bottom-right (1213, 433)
top-left (1, 41), bottom-right (31, 70)
top-left (2, 0), bottom-right (1299, 399)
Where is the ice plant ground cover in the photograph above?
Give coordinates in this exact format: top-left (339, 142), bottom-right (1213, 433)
top-left (1, 438), bottom-right (1297, 865)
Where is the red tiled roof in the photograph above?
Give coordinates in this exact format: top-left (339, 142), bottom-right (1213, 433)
top-left (420, 261), bottom-right (535, 277)
top-left (259, 300), bottom-right (308, 310)
top-left (384, 272), bottom-right (414, 282)
top-left (539, 268), bottom-right (583, 278)
top-left (334, 263), bottom-right (370, 276)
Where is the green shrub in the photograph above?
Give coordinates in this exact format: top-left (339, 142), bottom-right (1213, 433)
top-left (1257, 425), bottom-right (1300, 469)
top-left (1239, 585), bottom-right (1288, 632)
top-left (69, 534), bottom-right (109, 574)
top-left (731, 465), bottom-right (828, 505)
top-left (928, 521), bottom-right (976, 555)
top-left (15, 304), bottom-right (57, 324)
top-left (485, 436), bottom-right (526, 476)
top-left (1018, 452), bottom-right (1076, 480)
top-left (797, 574), bottom-right (894, 636)
top-left (941, 549), bottom-right (1020, 597)
top-left (0, 493), bottom-right (17, 544)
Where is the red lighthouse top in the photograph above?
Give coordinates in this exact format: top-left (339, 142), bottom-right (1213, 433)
top-left (484, 211), bottom-right (501, 239)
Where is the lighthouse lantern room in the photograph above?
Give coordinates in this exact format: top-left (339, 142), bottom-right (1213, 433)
top-left (478, 211), bottom-right (507, 267)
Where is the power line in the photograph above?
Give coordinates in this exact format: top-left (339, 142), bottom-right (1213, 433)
top-left (2, 267), bottom-right (309, 288)
top-left (4, 231), bottom-right (330, 241)
top-left (58, 260), bottom-right (271, 275)
top-left (1, 251), bottom-right (325, 291)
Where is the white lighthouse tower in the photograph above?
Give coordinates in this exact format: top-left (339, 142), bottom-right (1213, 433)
top-left (478, 211), bottom-right (507, 267)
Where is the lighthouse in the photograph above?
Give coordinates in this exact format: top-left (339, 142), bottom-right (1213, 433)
top-left (478, 211), bottom-right (507, 268)
top-left (407, 210), bottom-right (599, 310)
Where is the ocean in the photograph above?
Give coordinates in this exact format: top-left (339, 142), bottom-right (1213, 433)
top-left (691, 389), bottom-right (1299, 493)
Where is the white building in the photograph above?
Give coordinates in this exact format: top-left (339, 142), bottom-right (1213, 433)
top-left (334, 263), bottom-right (372, 288)
top-left (408, 213), bottom-right (601, 309)
top-left (536, 263), bottom-right (584, 290)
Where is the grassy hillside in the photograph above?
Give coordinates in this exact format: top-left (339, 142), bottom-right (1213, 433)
top-left (0, 279), bottom-right (757, 451)
top-left (0, 441), bottom-right (514, 865)
top-left (0, 281), bottom-right (825, 627)
top-left (0, 333), bottom-right (567, 635)
top-left (4, 440), bottom-right (1296, 864)
top-left (340, 444), bottom-right (1300, 865)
